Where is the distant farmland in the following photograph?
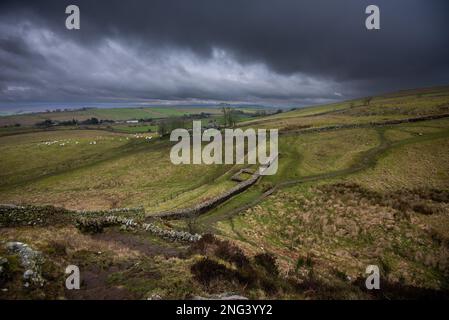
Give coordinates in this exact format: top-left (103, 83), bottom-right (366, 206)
top-left (0, 106), bottom-right (270, 126)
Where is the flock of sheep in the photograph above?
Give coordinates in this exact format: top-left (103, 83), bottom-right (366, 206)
top-left (38, 134), bottom-right (152, 147)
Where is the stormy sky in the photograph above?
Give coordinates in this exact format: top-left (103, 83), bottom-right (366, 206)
top-left (0, 0), bottom-right (448, 110)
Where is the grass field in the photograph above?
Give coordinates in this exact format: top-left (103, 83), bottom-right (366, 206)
top-left (0, 130), bottom-right (242, 211)
top-left (111, 124), bottom-right (158, 134)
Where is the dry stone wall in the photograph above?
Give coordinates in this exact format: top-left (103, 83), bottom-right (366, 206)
top-left (152, 171), bottom-right (261, 219)
top-left (75, 215), bottom-right (201, 242)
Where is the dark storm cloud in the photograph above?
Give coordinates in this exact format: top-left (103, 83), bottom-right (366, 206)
top-left (0, 0), bottom-right (448, 106)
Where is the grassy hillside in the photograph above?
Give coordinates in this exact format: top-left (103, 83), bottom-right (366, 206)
top-left (0, 130), bottom-right (243, 211)
top-left (1, 86), bottom-right (448, 300)
top-left (239, 86), bottom-right (449, 131)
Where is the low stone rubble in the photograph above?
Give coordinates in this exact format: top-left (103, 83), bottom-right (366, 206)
top-left (191, 293), bottom-right (248, 300)
top-left (6, 242), bottom-right (45, 288)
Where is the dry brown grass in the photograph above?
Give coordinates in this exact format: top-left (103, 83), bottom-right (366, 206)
top-left (219, 183), bottom-right (449, 292)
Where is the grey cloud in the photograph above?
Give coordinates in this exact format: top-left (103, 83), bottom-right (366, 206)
top-left (0, 0), bottom-right (448, 107)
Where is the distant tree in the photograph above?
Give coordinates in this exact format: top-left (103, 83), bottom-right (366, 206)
top-left (157, 117), bottom-right (185, 137)
top-left (36, 119), bottom-right (54, 127)
top-left (363, 97), bottom-right (373, 106)
top-left (81, 117), bottom-right (99, 125)
top-left (221, 104), bottom-right (235, 128)
top-left (59, 119), bottom-right (78, 126)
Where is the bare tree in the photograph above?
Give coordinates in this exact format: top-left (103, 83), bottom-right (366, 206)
top-left (221, 104), bottom-right (235, 128)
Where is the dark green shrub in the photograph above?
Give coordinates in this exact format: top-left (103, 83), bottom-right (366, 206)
top-left (254, 252), bottom-right (278, 276)
top-left (215, 240), bottom-right (250, 268)
top-left (412, 202), bottom-right (435, 215)
top-left (190, 258), bottom-right (235, 285)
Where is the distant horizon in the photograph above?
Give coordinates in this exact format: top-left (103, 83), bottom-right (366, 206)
top-left (2, 83), bottom-right (448, 116)
top-left (0, 101), bottom-right (279, 116)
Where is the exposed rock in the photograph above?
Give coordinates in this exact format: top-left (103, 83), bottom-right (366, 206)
top-left (0, 256), bottom-right (8, 280)
top-left (6, 242), bottom-right (45, 287)
top-left (192, 293), bottom-right (249, 300)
